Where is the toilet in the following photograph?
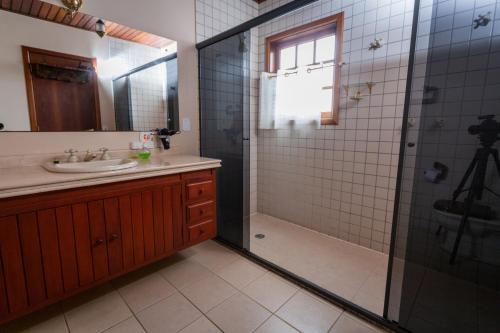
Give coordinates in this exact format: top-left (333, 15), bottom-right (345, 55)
top-left (434, 207), bottom-right (500, 265)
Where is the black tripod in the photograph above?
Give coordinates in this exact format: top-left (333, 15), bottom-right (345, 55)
top-left (447, 115), bottom-right (500, 264)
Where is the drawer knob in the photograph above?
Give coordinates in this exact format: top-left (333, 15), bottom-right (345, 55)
top-left (94, 239), bottom-right (104, 246)
top-left (198, 189), bottom-right (204, 195)
top-left (199, 229), bottom-right (205, 235)
top-left (200, 210), bottom-right (204, 215)
top-left (109, 233), bottom-right (119, 242)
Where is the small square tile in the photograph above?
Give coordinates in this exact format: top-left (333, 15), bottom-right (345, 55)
top-left (137, 293), bottom-right (202, 333)
top-left (207, 293), bottom-right (271, 333)
top-left (64, 291), bottom-right (132, 333)
top-left (243, 272), bottom-right (298, 312)
top-left (118, 272), bottom-right (176, 313)
top-left (277, 291), bottom-right (342, 333)
top-left (181, 273), bottom-right (238, 313)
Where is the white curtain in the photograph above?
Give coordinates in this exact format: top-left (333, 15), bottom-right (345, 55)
top-left (259, 65), bottom-right (334, 129)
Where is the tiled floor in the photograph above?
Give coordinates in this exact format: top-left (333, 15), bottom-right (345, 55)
top-left (251, 213), bottom-right (389, 316)
top-left (1, 240), bottom-right (385, 333)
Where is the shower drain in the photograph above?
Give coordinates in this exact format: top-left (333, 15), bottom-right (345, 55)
top-left (254, 234), bottom-right (266, 239)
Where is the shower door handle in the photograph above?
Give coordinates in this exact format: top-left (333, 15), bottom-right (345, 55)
top-left (243, 138), bottom-right (250, 141)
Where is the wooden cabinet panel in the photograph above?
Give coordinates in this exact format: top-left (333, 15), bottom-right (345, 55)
top-left (118, 196), bottom-right (135, 270)
top-left (172, 184), bottom-right (184, 249)
top-left (0, 169), bottom-right (218, 324)
top-left (72, 203), bottom-right (94, 287)
top-left (18, 212), bottom-right (46, 306)
top-left (153, 189), bottom-right (165, 256)
top-left (87, 201), bottom-right (109, 281)
top-left (0, 216), bottom-right (28, 314)
top-left (141, 191), bottom-right (155, 260)
top-left (37, 209), bottom-right (64, 298)
top-left (55, 206), bottom-right (79, 293)
top-left (103, 198), bottom-right (123, 275)
top-left (130, 193), bottom-right (145, 265)
top-left (163, 187), bottom-right (174, 252)
top-left (0, 255), bottom-right (8, 317)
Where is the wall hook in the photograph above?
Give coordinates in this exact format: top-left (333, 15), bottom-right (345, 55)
top-left (368, 38), bottom-right (383, 51)
top-left (473, 12), bottom-right (491, 29)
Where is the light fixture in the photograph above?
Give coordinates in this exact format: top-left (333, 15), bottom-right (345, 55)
top-left (61, 0), bottom-right (83, 19)
top-left (95, 19), bottom-right (107, 38)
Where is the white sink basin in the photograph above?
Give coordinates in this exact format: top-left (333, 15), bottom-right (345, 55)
top-left (44, 158), bottom-right (139, 173)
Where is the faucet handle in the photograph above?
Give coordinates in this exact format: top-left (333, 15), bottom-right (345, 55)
top-left (65, 148), bottom-right (78, 154)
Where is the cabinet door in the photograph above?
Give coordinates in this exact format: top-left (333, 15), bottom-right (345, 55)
top-left (88, 201), bottom-right (109, 281)
top-left (0, 216), bottom-right (28, 315)
top-left (103, 198), bottom-right (123, 275)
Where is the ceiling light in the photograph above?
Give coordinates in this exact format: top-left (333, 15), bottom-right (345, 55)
top-left (61, 0), bottom-right (83, 19)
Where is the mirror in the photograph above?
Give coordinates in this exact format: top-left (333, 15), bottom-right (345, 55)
top-left (0, 5), bottom-right (179, 132)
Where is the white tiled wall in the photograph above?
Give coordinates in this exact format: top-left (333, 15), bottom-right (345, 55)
top-left (196, 0), bottom-right (415, 253)
top-left (110, 39), bottom-right (168, 131)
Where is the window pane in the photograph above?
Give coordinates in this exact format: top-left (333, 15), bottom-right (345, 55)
top-left (315, 35), bottom-right (335, 63)
top-left (279, 46), bottom-right (296, 69)
top-left (297, 41), bottom-right (314, 67)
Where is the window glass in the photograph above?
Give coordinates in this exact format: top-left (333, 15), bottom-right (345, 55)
top-left (279, 46), bottom-right (296, 69)
top-left (297, 41), bottom-right (315, 67)
top-left (315, 35), bottom-right (335, 63)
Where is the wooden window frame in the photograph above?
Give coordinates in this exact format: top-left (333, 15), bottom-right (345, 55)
top-left (265, 13), bottom-right (344, 126)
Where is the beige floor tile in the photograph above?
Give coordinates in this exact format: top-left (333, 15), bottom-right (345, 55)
top-left (137, 292), bottom-right (202, 333)
top-left (255, 315), bottom-right (299, 333)
top-left (181, 272), bottom-right (238, 313)
top-left (159, 258), bottom-right (213, 289)
top-left (103, 317), bottom-right (146, 333)
top-left (207, 293), bottom-right (271, 333)
top-left (351, 292), bottom-right (384, 316)
top-left (21, 314), bottom-right (68, 333)
top-left (215, 258), bottom-right (267, 289)
top-left (118, 272), bottom-right (176, 313)
top-left (178, 316), bottom-right (222, 333)
top-left (64, 290), bottom-right (132, 333)
top-left (243, 272), bottom-right (298, 312)
top-left (329, 313), bottom-right (382, 333)
top-left (190, 242), bottom-right (241, 271)
top-left (276, 291), bottom-right (343, 333)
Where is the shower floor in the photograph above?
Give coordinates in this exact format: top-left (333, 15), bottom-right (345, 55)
top-left (250, 213), bottom-right (388, 316)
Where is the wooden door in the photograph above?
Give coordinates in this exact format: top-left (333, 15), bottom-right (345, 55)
top-left (22, 46), bottom-right (101, 132)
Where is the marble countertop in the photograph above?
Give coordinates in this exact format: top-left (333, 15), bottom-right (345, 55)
top-left (0, 155), bottom-right (221, 199)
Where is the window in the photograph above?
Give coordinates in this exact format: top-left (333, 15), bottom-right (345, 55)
top-left (265, 13), bottom-right (343, 126)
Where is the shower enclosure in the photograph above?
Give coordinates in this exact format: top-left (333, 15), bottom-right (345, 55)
top-left (198, 0), bottom-right (500, 331)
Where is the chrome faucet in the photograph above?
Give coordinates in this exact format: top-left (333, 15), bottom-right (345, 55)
top-left (83, 150), bottom-right (97, 162)
top-left (65, 149), bottom-right (79, 163)
top-left (99, 148), bottom-right (111, 160)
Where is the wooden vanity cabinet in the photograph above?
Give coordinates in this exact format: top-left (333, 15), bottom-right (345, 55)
top-left (0, 169), bottom-right (217, 324)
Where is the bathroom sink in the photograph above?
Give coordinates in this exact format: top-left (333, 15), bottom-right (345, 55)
top-left (44, 158), bottom-right (139, 173)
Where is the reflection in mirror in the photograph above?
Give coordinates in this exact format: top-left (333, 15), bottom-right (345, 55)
top-left (0, 6), bottom-right (178, 132)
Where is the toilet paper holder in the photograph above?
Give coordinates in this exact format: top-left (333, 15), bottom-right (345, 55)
top-left (424, 162), bottom-right (449, 183)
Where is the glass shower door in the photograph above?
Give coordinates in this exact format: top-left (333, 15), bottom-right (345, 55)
top-left (386, 0), bottom-right (500, 331)
top-left (199, 32), bottom-right (251, 249)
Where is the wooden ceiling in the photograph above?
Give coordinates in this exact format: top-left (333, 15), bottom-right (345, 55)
top-left (0, 0), bottom-right (174, 49)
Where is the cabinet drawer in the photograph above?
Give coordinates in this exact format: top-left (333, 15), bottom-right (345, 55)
top-left (187, 220), bottom-right (216, 244)
top-left (186, 180), bottom-right (214, 202)
top-left (187, 201), bottom-right (214, 223)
